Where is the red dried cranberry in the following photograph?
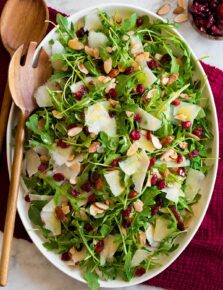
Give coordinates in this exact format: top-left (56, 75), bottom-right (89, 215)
top-left (192, 127), bottom-right (203, 138)
top-left (55, 206), bottom-right (66, 222)
top-left (76, 27), bottom-right (85, 38)
top-left (88, 80), bottom-right (94, 85)
top-left (81, 182), bottom-right (92, 192)
top-left (53, 173), bottom-right (65, 182)
top-left (25, 194), bottom-right (30, 202)
top-left (85, 223), bottom-right (93, 231)
top-left (151, 174), bottom-right (158, 186)
top-left (181, 121), bottom-right (192, 129)
top-left (107, 88), bottom-right (117, 99)
top-left (88, 194), bottom-right (97, 204)
top-left (136, 17), bottom-right (144, 27)
top-left (74, 90), bottom-right (83, 101)
top-left (147, 60), bottom-right (157, 69)
top-left (122, 205), bottom-right (132, 218)
top-left (57, 139), bottom-right (69, 148)
top-left (170, 205), bottom-right (181, 222)
top-left (134, 113), bottom-right (142, 123)
top-left (136, 84), bottom-right (145, 95)
top-left (188, 149), bottom-right (199, 159)
top-left (177, 221), bottom-right (185, 231)
top-left (129, 191), bottom-right (137, 199)
top-left (148, 157), bottom-right (156, 170)
top-left (146, 131), bottom-right (151, 140)
top-left (124, 66), bottom-right (134, 75)
top-left (157, 179), bottom-right (166, 190)
top-left (122, 218), bottom-right (132, 228)
top-left (151, 205), bottom-right (159, 216)
top-left (135, 267), bottom-right (146, 277)
top-left (38, 163), bottom-right (48, 172)
top-left (61, 252), bottom-right (71, 261)
top-left (177, 167), bottom-right (186, 177)
top-left (171, 99), bottom-right (180, 106)
top-left (160, 54), bottom-right (171, 64)
top-left (177, 153), bottom-right (183, 164)
top-left (129, 129), bottom-right (141, 141)
top-left (111, 158), bottom-right (121, 167)
top-left (71, 188), bottom-right (80, 197)
top-left (95, 240), bottom-right (104, 254)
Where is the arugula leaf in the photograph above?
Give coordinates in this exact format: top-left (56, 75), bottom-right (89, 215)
top-left (84, 272), bottom-right (100, 290)
top-left (28, 200), bottom-right (47, 226)
top-left (122, 13), bottom-right (137, 31)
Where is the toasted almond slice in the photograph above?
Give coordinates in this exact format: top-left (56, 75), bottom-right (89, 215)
top-left (104, 58), bottom-right (112, 74)
top-left (62, 205), bottom-right (70, 215)
top-left (68, 126), bottom-right (83, 137)
top-left (52, 110), bottom-right (63, 119)
top-left (174, 13), bottom-right (188, 23)
top-left (178, 0), bottom-right (186, 9)
top-left (180, 93), bottom-right (191, 99)
top-left (39, 154), bottom-right (50, 163)
top-left (174, 113), bottom-right (187, 121)
top-left (84, 45), bottom-right (99, 58)
top-left (108, 68), bottom-right (120, 78)
top-left (78, 63), bottom-right (89, 74)
top-left (127, 142), bottom-right (139, 156)
top-left (157, 3), bottom-right (171, 15)
top-left (95, 202), bottom-right (109, 211)
top-left (132, 61), bottom-right (141, 71)
top-left (67, 154), bottom-right (75, 162)
top-left (168, 73), bottom-right (179, 85)
top-left (161, 74), bottom-right (169, 86)
top-left (151, 135), bottom-right (162, 149)
top-left (89, 204), bottom-right (104, 216)
top-left (133, 200), bottom-right (144, 212)
top-left (71, 162), bottom-right (81, 172)
top-left (138, 231), bottom-right (146, 246)
top-left (170, 151), bottom-right (178, 160)
top-left (106, 46), bottom-right (113, 53)
top-left (126, 111), bottom-right (134, 118)
top-left (161, 136), bottom-right (175, 146)
top-left (135, 52), bottom-right (150, 63)
top-left (185, 132), bottom-right (201, 141)
top-left (173, 6), bottom-right (185, 14)
top-left (97, 75), bottom-right (111, 83)
top-left (122, 35), bottom-right (129, 41)
top-left (68, 38), bottom-right (84, 50)
top-left (88, 141), bottom-right (101, 153)
top-left (108, 98), bottom-right (119, 107)
top-left (160, 148), bottom-right (176, 162)
top-left (155, 53), bottom-right (163, 60)
top-left (179, 141), bottom-right (188, 150)
top-left (145, 88), bottom-right (158, 100)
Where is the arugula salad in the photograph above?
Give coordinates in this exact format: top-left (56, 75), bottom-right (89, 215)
top-left (22, 10), bottom-right (212, 289)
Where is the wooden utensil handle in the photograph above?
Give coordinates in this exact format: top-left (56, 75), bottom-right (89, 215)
top-left (0, 81), bottom-right (12, 156)
top-left (0, 110), bottom-right (26, 286)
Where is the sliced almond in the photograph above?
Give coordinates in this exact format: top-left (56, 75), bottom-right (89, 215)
top-left (105, 79), bottom-right (116, 94)
top-left (104, 58), bottom-right (112, 74)
top-left (108, 68), bottom-right (120, 78)
top-left (71, 162), bottom-right (81, 173)
top-left (138, 231), bottom-right (146, 246)
top-left (68, 38), bottom-right (84, 50)
top-left (145, 88), bottom-right (158, 100)
top-left (95, 202), bottom-right (109, 211)
top-left (157, 3), bottom-right (171, 16)
top-left (160, 148), bottom-right (177, 162)
top-left (77, 63), bottom-right (89, 74)
top-left (168, 73), bottom-right (179, 85)
top-left (161, 74), bottom-right (169, 86)
top-left (106, 46), bottom-right (113, 53)
top-left (174, 113), bottom-right (187, 121)
top-left (179, 141), bottom-right (188, 150)
top-left (185, 132), bottom-right (200, 141)
top-left (52, 110), bottom-right (63, 119)
top-left (118, 66), bottom-right (125, 73)
top-left (127, 142), bottom-right (139, 156)
top-left (151, 134), bottom-right (162, 150)
top-left (180, 93), bottom-right (191, 99)
top-left (155, 53), bottom-right (163, 60)
top-left (174, 13), bottom-right (188, 23)
top-left (68, 126), bottom-right (83, 137)
top-left (126, 111), bottom-right (134, 118)
top-left (173, 6), bottom-right (185, 15)
top-left (88, 141), bottom-right (100, 153)
top-left (97, 75), bottom-right (111, 83)
top-left (40, 154), bottom-right (50, 163)
top-left (84, 45), bottom-right (99, 59)
top-left (90, 202), bottom-right (108, 216)
top-left (160, 136), bottom-right (175, 146)
top-left (135, 52), bottom-right (150, 63)
top-left (122, 35), bottom-right (129, 41)
top-left (178, 0), bottom-right (186, 9)
top-left (132, 61), bottom-right (141, 71)
top-left (108, 98), bottom-right (119, 107)
top-left (62, 205), bottom-right (70, 215)
top-left (133, 200), bottom-right (144, 213)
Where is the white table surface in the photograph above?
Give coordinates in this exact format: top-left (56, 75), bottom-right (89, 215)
top-left (1, 0), bottom-right (222, 290)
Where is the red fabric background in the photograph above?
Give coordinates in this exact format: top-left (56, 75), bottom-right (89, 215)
top-left (0, 2), bottom-right (222, 289)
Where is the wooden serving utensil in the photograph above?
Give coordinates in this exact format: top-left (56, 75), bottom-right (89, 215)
top-left (0, 0), bottom-right (49, 156)
top-left (0, 42), bottom-right (52, 286)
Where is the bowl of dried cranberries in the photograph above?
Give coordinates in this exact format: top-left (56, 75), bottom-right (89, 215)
top-left (188, 0), bottom-right (223, 39)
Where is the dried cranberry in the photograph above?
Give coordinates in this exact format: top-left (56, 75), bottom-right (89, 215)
top-left (177, 221), bottom-right (185, 231)
top-left (107, 88), bottom-right (117, 99)
top-left (193, 127), bottom-right (203, 138)
top-left (148, 157), bottom-right (156, 169)
top-left (147, 60), bottom-right (157, 69)
top-left (171, 99), bottom-right (180, 106)
top-left (177, 167), bottom-right (186, 177)
top-left (134, 113), bottom-right (142, 123)
top-left (74, 90), bottom-right (83, 100)
top-left (136, 17), bottom-right (144, 27)
top-left (122, 205), bottom-right (132, 218)
top-left (136, 84), bottom-right (145, 95)
top-left (177, 153), bottom-right (183, 164)
top-left (95, 240), bottom-right (104, 254)
top-left (88, 194), bottom-right (97, 204)
top-left (170, 205), bottom-right (181, 222)
top-left (122, 218), bottom-right (132, 228)
top-left (85, 223), bottom-right (93, 231)
top-left (135, 267), bottom-right (146, 276)
top-left (129, 191), bottom-right (137, 199)
top-left (151, 174), bottom-right (158, 186)
top-left (146, 131), bottom-right (151, 140)
top-left (188, 149), bottom-right (199, 159)
top-left (181, 121), bottom-right (192, 129)
top-left (55, 206), bottom-right (67, 222)
top-left (124, 66), bottom-right (134, 75)
top-left (81, 182), bottom-right (92, 192)
top-left (61, 252), bottom-right (71, 261)
top-left (71, 188), bottom-right (80, 197)
top-left (157, 179), bottom-right (166, 190)
top-left (76, 27), bottom-right (85, 38)
top-left (38, 163), bottom-right (48, 172)
top-left (53, 173), bottom-right (65, 182)
top-left (89, 80), bottom-right (94, 85)
top-left (129, 129), bottom-right (141, 141)
top-left (160, 54), bottom-right (171, 64)
top-left (25, 194), bottom-right (30, 202)
top-left (111, 158), bottom-right (121, 167)
top-left (57, 139), bottom-right (69, 148)
top-left (151, 205), bottom-right (159, 216)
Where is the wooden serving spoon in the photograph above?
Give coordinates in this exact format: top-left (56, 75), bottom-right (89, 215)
top-left (0, 42), bottom-right (52, 286)
top-left (0, 0), bottom-right (49, 156)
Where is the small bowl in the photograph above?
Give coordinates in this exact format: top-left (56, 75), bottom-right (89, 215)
top-left (188, 0), bottom-right (223, 40)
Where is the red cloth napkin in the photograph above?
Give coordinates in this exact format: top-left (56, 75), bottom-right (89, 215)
top-left (0, 2), bottom-right (222, 289)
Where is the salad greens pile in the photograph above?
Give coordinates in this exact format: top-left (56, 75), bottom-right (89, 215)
top-left (22, 10), bottom-right (212, 289)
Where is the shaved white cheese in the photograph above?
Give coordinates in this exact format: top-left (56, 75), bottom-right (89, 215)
top-left (50, 145), bottom-right (72, 166)
top-left (100, 235), bottom-right (120, 266)
top-left (68, 246), bottom-right (87, 265)
top-left (33, 145), bottom-right (48, 156)
top-left (130, 36), bottom-right (144, 55)
top-left (70, 77), bottom-right (93, 93)
top-left (145, 223), bottom-right (159, 248)
top-left (85, 102), bottom-right (116, 137)
top-left (26, 149), bottom-right (41, 177)
top-left (161, 183), bottom-right (184, 203)
top-left (43, 33), bottom-right (59, 56)
top-left (154, 217), bottom-right (173, 242)
top-left (65, 154), bottom-right (84, 167)
top-left (143, 66), bottom-right (157, 87)
top-left (104, 170), bottom-right (124, 197)
top-left (185, 168), bottom-right (205, 200)
top-left (173, 101), bottom-right (201, 123)
top-left (135, 108), bottom-right (162, 131)
top-left (53, 163), bottom-right (80, 183)
top-left (88, 31), bottom-right (108, 49)
top-left (133, 150), bottom-right (150, 193)
top-left (40, 199), bottom-right (61, 236)
top-left (119, 154), bottom-right (140, 176)
top-left (34, 80), bottom-right (59, 107)
top-left (52, 40), bottom-right (65, 55)
top-left (156, 158), bottom-right (190, 168)
top-left (136, 135), bottom-right (155, 152)
top-left (29, 194), bottom-right (52, 201)
top-left (84, 12), bottom-right (102, 31)
top-left (131, 249), bottom-right (149, 267)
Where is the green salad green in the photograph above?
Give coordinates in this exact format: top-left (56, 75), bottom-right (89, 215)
top-left (22, 10), bottom-right (212, 289)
